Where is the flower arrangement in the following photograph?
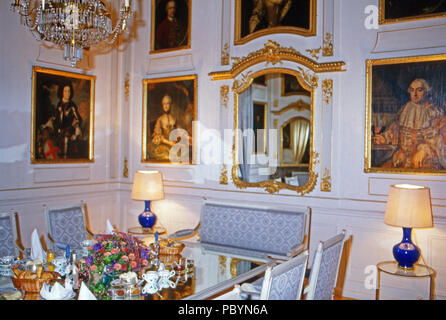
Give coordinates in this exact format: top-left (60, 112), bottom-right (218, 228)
top-left (78, 232), bottom-right (151, 299)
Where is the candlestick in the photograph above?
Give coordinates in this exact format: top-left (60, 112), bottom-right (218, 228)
top-left (42, 0), bottom-right (45, 10)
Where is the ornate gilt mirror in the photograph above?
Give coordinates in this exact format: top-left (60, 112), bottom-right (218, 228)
top-left (233, 69), bottom-right (317, 194)
top-left (210, 41), bottom-right (345, 195)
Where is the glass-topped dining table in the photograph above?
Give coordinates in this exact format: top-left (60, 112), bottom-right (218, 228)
top-left (0, 235), bottom-right (271, 301)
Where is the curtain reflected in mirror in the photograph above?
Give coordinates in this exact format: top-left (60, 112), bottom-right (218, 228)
top-left (236, 72), bottom-right (312, 187)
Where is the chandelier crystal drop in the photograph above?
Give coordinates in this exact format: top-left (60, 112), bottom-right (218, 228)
top-left (10, 0), bottom-right (132, 67)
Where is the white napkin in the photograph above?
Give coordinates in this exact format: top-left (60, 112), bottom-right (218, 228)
top-left (78, 281), bottom-right (97, 300)
top-left (40, 282), bottom-right (75, 300)
top-left (105, 219), bottom-right (115, 234)
top-left (30, 228), bottom-right (46, 262)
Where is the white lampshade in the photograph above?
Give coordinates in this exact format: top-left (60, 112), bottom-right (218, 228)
top-left (384, 184), bottom-right (433, 228)
top-left (131, 170), bottom-right (164, 201)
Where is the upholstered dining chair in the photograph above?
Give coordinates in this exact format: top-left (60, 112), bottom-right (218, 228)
top-left (303, 230), bottom-right (347, 300)
top-left (237, 250), bottom-right (309, 300)
top-left (0, 211), bottom-right (26, 258)
top-left (44, 202), bottom-right (94, 254)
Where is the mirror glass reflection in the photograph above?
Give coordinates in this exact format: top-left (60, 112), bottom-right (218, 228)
top-left (237, 72), bottom-right (312, 188)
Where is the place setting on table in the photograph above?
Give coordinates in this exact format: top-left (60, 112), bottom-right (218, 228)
top-left (0, 220), bottom-right (194, 301)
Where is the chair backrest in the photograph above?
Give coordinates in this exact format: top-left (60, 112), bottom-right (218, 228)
top-left (259, 250), bottom-right (309, 300)
top-left (44, 203), bottom-right (89, 252)
top-left (199, 200), bottom-right (310, 261)
top-left (305, 230), bottom-right (346, 300)
top-left (0, 212), bottom-right (19, 257)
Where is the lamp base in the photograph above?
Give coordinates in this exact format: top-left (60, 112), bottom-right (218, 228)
top-left (393, 227), bottom-right (420, 269)
top-left (138, 200), bottom-right (157, 229)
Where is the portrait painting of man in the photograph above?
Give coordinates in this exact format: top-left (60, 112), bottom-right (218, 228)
top-left (31, 67), bottom-right (95, 163)
top-left (380, 0), bottom-right (446, 24)
top-left (151, 0), bottom-right (191, 52)
top-left (142, 75), bottom-right (197, 164)
top-left (365, 55), bottom-right (446, 173)
top-left (235, 0), bottom-right (316, 45)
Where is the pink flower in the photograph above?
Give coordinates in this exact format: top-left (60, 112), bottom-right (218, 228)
top-left (128, 253), bottom-right (136, 261)
top-left (111, 248), bottom-right (120, 255)
top-left (121, 263), bottom-right (128, 272)
top-left (130, 261), bottom-right (137, 269)
top-left (104, 252), bottom-right (111, 257)
top-left (114, 263), bottom-right (122, 271)
top-left (121, 255), bottom-right (129, 262)
top-left (142, 259), bottom-right (149, 266)
top-left (90, 265), bottom-right (98, 272)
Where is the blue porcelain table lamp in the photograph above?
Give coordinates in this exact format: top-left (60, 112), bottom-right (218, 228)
top-left (384, 184), bottom-right (433, 269)
top-left (131, 170), bottom-right (165, 230)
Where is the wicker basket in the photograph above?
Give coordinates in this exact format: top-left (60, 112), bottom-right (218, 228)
top-left (159, 242), bottom-right (185, 255)
top-left (11, 272), bottom-right (60, 293)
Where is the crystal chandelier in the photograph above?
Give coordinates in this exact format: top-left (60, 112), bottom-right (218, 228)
top-left (10, 0), bottom-right (132, 67)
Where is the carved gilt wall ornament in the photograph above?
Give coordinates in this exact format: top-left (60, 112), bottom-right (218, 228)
top-left (306, 47), bottom-right (321, 60)
top-left (124, 73), bottom-right (130, 102)
top-left (322, 79), bottom-right (333, 105)
top-left (320, 167), bottom-right (331, 192)
top-left (221, 43), bottom-right (230, 66)
top-left (210, 40), bottom-right (345, 81)
top-left (322, 32), bottom-right (334, 57)
top-left (220, 164), bottom-right (229, 185)
top-left (123, 158), bottom-right (129, 178)
top-left (220, 85), bottom-right (229, 109)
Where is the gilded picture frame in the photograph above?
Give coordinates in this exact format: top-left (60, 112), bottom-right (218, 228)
top-left (142, 75), bottom-right (197, 164)
top-left (150, 0), bottom-right (191, 53)
top-left (235, 0), bottom-right (316, 46)
top-left (379, 0), bottom-right (446, 25)
top-left (364, 54), bottom-right (446, 174)
top-left (31, 66), bottom-right (95, 164)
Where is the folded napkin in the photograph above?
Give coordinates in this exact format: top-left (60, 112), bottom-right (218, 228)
top-left (106, 219), bottom-right (115, 234)
top-left (30, 228), bottom-right (46, 262)
top-left (78, 281), bottom-right (97, 300)
top-left (40, 282), bottom-right (74, 300)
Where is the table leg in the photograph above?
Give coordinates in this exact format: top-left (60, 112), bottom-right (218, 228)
top-left (429, 275), bottom-right (435, 300)
top-left (375, 268), bottom-right (381, 300)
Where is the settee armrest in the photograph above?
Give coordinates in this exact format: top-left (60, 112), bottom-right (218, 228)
top-left (168, 222), bottom-right (201, 240)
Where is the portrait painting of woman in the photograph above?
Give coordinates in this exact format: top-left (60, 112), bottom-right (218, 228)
top-left (142, 75), bottom-right (197, 164)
